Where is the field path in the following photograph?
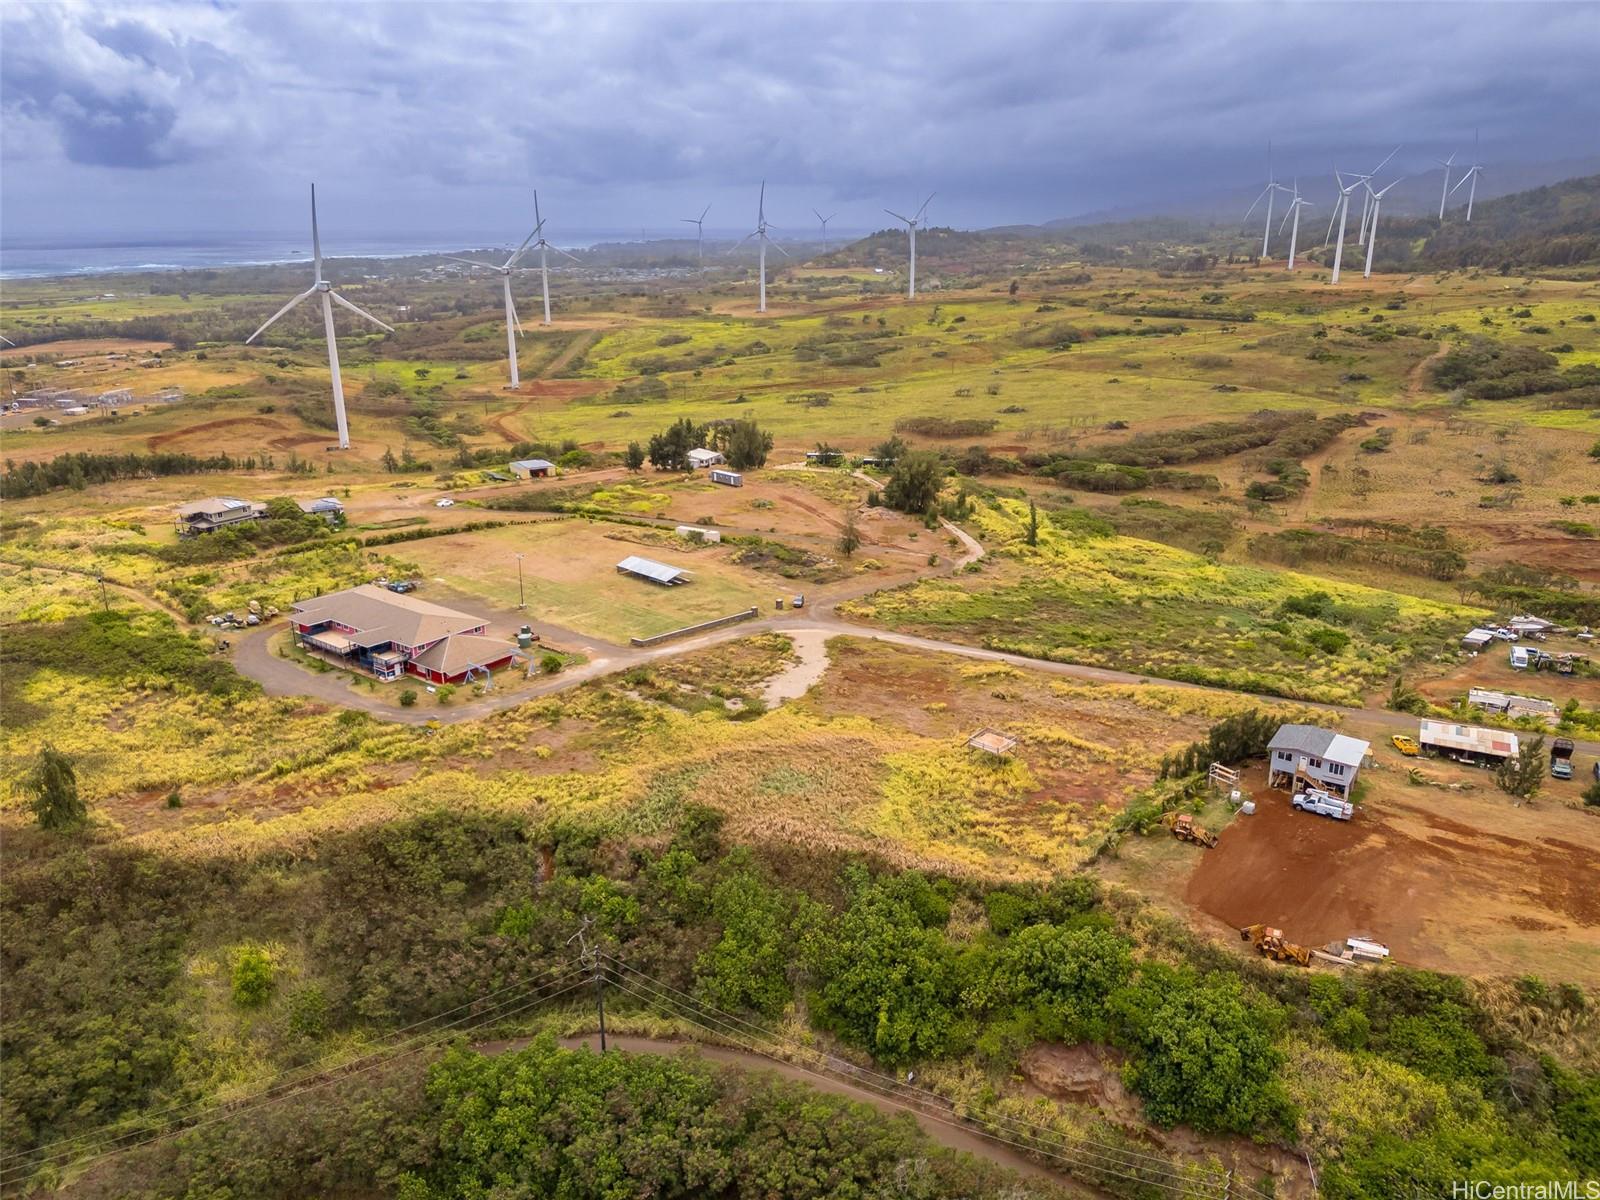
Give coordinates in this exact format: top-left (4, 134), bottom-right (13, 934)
top-left (469, 1032), bottom-right (1102, 1195)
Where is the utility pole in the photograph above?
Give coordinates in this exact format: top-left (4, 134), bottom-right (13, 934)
top-left (97, 574), bottom-right (109, 613)
top-left (515, 552), bottom-right (526, 610)
top-left (568, 917), bottom-right (606, 1053)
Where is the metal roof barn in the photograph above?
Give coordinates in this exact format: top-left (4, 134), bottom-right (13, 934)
top-left (615, 555), bottom-right (691, 585)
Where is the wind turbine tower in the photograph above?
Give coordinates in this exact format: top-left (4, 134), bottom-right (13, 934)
top-left (246, 185), bottom-right (393, 449)
top-left (1243, 144), bottom-right (1291, 260)
top-left (1449, 131), bottom-right (1484, 222)
top-left (1325, 171), bottom-right (1362, 286)
top-left (1436, 152), bottom-right (1457, 220)
top-left (734, 182), bottom-right (787, 314)
top-left (1362, 177), bottom-right (1403, 280)
top-left (440, 231), bottom-right (539, 389)
top-left (527, 191), bottom-right (581, 325)
top-left (1277, 180), bottom-right (1312, 271)
top-left (885, 193), bottom-right (934, 299)
top-left (1357, 146), bottom-right (1400, 247)
top-left (814, 209), bottom-right (837, 255)
top-left (680, 204), bottom-right (711, 273)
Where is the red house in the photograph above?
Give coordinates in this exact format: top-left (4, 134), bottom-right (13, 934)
top-left (290, 584), bottom-right (516, 684)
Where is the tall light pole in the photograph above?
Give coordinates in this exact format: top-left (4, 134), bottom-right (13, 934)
top-left (515, 552), bottom-right (526, 609)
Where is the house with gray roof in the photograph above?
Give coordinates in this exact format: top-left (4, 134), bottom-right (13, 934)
top-left (175, 496), bottom-right (266, 536)
top-left (290, 584), bottom-right (515, 683)
top-left (1267, 724), bottom-right (1371, 798)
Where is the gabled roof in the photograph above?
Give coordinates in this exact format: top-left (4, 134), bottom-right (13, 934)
top-left (291, 584), bottom-right (485, 648)
top-left (411, 633), bottom-right (516, 676)
top-left (177, 496), bottom-right (263, 519)
top-left (687, 448), bottom-right (723, 463)
top-left (616, 555), bottom-right (690, 584)
top-left (1267, 724), bottom-right (1370, 767)
top-left (297, 496), bottom-right (343, 513)
top-left (510, 459), bottom-right (555, 471)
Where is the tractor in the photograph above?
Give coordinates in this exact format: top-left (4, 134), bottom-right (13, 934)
top-left (1162, 812), bottom-right (1218, 848)
top-left (1240, 923), bottom-right (1312, 967)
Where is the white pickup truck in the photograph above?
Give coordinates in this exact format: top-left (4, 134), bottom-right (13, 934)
top-left (1292, 787), bottom-right (1354, 821)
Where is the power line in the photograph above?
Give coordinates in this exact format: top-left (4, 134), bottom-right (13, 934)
top-left (602, 954), bottom-right (1261, 1199)
top-left (1, 967), bottom-right (591, 1189)
top-left (599, 972), bottom-right (1224, 1200)
top-left (599, 959), bottom-right (1252, 1200)
top-left (1, 956), bottom-right (582, 1170)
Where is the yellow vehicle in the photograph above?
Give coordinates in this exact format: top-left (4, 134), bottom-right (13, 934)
top-left (1391, 734), bottom-right (1420, 757)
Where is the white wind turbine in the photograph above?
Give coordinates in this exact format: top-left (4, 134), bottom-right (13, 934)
top-left (1436, 151), bottom-right (1458, 220)
top-left (1361, 177), bottom-right (1404, 279)
top-left (680, 203), bottom-right (711, 273)
top-left (1449, 131), bottom-right (1484, 222)
top-left (1243, 144), bottom-right (1292, 259)
top-left (885, 193), bottom-right (934, 299)
top-left (246, 184), bottom-right (393, 449)
top-left (527, 191), bottom-right (582, 325)
top-left (732, 182), bottom-right (787, 314)
top-left (1324, 171), bottom-right (1364, 285)
top-left (439, 229), bottom-right (540, 389)
top-left (1277, 179), bottom-right (1312, 271)
top-left (1357, 146), bottom-right (1401, 246)
top-left (813, 209), bottom-right (837, 255)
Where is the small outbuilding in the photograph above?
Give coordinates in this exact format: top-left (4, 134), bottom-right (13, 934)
top-left (676, 525), bottom-right (722, 544)
top-left (1467, 688), bottom-right (1557, 722)
top-left (296, 496), bottom-right (345, 522)
top-left (616, 555), bottom-right (691, 586)
top-left (1418, 719), bottom-right (1519, 765)
top-left (510, 458), bottom-right (555, 479)
top-left (1267, 724), bottom-right (1370, 798)
top-left (687, 448), bottom-right (725, 469)
top-left (1460, 628), bottom-right (1496, 651)
top-left (709, 468), bottom-right (743, 487)
top-left (967, 728), bottom-right (1018, 757)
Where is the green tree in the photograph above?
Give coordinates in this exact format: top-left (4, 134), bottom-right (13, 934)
top-left (805, 873), bottom-right (961, 1063)
top-left (1586, 439), bottom-right (1599, 461)
top-left (231, 945), bottom-right (275, 1008)
top-left (1025, 500), bottom-right (1039, 546)
top-left (624, 441), bottom-right (646, 471)
top-left (22, 744), bottom-right (85, 831)
top-left (725, 418), bottom-right (774, 470)
top-left (381, 446), bottom-right (399, 473)
top-left (696, 871), bottom-right (808, 1016)
top-left (871, 435), bottom-right (908, 465)
top-left (837, 508), bottom-right (862, 558)
top-left (1111, 966), bottom-right (1292, 1135)
top-left (882, 450), bottom-right (945, 516)
top-left (1495, 734), bottom-right (1545, 800)
top-left (981, 924), bottom-right (1132, 1041)
top-left (646, 416), bottom-right (706, 471)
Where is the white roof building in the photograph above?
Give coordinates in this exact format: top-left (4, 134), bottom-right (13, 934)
top-left (687, 448), bottom-right (725, 468)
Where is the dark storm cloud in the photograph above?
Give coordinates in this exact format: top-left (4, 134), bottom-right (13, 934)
top-left (2, 1), bottom-right (1597, 237)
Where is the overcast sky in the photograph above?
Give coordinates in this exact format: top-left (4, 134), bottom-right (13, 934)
top-left (3, 0), bottom-right (1598, 243)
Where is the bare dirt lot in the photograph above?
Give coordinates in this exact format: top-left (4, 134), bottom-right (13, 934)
top-left (1178, 763), bottom-right (1600, 985)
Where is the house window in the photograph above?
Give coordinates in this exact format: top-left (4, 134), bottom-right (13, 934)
top-left (1328, 763), bottom-right (1345, 776)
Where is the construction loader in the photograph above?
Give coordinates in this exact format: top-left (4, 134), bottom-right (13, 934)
top-left (1240, 923), bottom-right (1312, 967)
top-left (1162, 812), bottom-right (1218, 848)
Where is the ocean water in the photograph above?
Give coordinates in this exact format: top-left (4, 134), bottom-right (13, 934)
top-left (0, 230), bottom-right (688, 280)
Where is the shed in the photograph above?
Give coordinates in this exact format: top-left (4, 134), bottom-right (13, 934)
top-left (1467, 688), bottom-right (1557, 721)
top-left (687, 448), bottom-right (725, 469)
top-left (676, 525), bottom-right (722, 544)
top-left (1507, 615), bottom-right (1554, 635)
top-left (1461, 628), bottom-right (1496, 651)
top-left (616, 555), bottom-right (691, 586)
top-left (967, 728), bottom-right (1018, 757)
top-left (510, 458), bottom-right (555, 479)
top-left (296, 496), bottom-right (344, 521)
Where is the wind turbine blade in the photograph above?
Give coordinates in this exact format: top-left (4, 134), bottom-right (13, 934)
top-left (508, 293), bottom-right (523, 337)
top-left (442, 255), bottom-right (496, 269)
top-left (310, 184), bottom-right (323, 278)
top-left (533, 190), bottom-right (542, 231)
top-left (504, 229), bottom-right (539, 269)
top-left (727, 232), bottom-right (758, 255)
top-left (329, 290), bottom-right (396, 333)
top-left (1242, 185), bottom-right (1269, 223)
top-left (1449, 173), bottom-right (1473, 196)
top-left (681, 217), bottom-right (702, 225)
top-left (553, 246), bottom-right (582, 264)
top-left (915, 192), bottom-right (935, 221)
top-left (1372, 145), bottom-right (1400, 174)
top-left (884, 208), bottom-right (911, 223)
top-left (767, 238), bottom-right (790, 258)
top-left (699, 203), bottom-right (711, 222)
top-left (813, 208), bottom-right (825, 223)
top-left (758, 181), bottom-right (765, 222)
top-left (1279, 205), bottom-right (1296, 235)
top-left (246, 288), bottom-right (317, 343)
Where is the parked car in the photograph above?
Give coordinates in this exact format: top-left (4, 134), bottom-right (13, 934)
top-left (1391, 734), bottom-right (1420, 757)
top-left (1292, 788), bottom-right (1354, 821)
top-left (1491, 627), bottom-right (1519, 642)
top-left (435, 498), bottom-right (455, 508)
top-left (386, 580), bottom-right (417, 594)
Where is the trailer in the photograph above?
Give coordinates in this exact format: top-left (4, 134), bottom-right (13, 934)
top-left (709, 468), bottom-right (743, 487)
top-left (1417, 719), bottom-right (1519, 767)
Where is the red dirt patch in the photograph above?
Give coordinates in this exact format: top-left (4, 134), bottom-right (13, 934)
top-left (147, 416), bottom-right (291, 451)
